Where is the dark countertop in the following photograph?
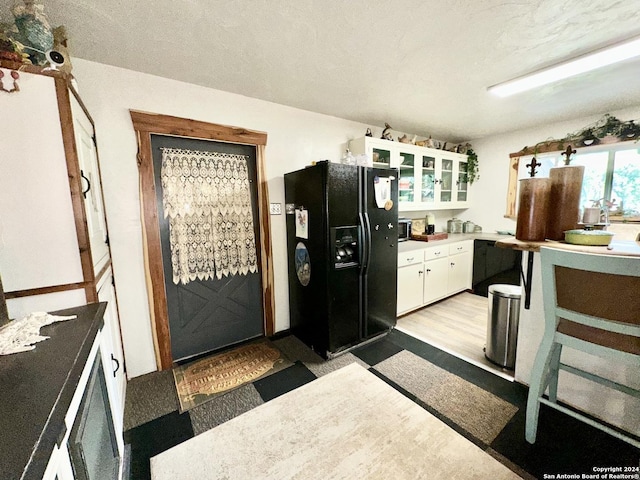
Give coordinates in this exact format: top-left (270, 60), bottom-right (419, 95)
top-left (0, 302), bottom-right (106, 480)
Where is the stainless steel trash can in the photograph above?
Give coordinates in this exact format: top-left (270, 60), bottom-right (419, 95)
top-left (485, 284), bottom-right (522, 369)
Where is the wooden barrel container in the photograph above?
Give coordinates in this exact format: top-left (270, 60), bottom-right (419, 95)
top-left (516, 178), bottom-right (551, 241)
top-left (546, 165), bottom-right (585, 240)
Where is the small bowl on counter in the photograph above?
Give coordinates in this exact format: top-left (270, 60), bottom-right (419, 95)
top-left (564, 229), bottom-right (615, 246)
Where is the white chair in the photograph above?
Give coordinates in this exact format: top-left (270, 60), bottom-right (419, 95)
top-left (525, 247), bottom-right (640, 448)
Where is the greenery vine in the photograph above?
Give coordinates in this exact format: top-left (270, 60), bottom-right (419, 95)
top-left (466, 148), bottom-right (479, 184)
top-left (520, 114), bottom-right (640, 155)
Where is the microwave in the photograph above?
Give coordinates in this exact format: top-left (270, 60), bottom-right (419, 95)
top-left (398, 218), bottom-right (411, 242)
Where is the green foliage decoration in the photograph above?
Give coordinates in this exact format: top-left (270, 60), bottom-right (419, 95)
top-left (466, 148), bottom-right (479, 184)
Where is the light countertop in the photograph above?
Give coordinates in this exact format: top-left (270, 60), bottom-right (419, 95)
top-left (398, 232), bottom-right (512, 253)
top-left (495, 237), bottom-right (640, 257)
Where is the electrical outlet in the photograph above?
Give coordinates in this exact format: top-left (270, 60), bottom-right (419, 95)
top-left (269, 203), bottom-right (282, 215)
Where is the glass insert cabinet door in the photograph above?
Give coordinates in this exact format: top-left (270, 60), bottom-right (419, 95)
top-left (457, 159), bottom-right (468, 202)
top-left (69, 352), bottom-right (120, 480)
top-left (440, 158), bottom-right (453, 203)
top-left (398, 152), bottom-right (415, 202)
top-left (421, 155), bottom-right (436, 204)
top-left (372, 146), bottom-right (392, 167)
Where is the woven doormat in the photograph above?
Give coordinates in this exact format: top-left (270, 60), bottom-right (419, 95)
top-left (173, 339), bottom-right (292, 413)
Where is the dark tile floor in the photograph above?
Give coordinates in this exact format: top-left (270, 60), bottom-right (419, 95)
top-left (123, 330), bottom-right (639, 480)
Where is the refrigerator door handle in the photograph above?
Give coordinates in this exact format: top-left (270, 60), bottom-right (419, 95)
top-left (362, 212), bottom-right (372, 274)
top-left (358, 212), bottom-right (367, 275)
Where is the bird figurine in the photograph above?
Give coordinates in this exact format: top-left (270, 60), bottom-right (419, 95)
top-left (381, 123), bottom-right (393, 141)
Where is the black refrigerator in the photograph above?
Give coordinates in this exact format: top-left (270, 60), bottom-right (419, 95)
top-left (284, 161), bottom-right (398, 358)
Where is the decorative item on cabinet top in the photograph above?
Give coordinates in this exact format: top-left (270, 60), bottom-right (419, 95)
top-left (362, 125), bottom-right (473, 154)
top-left (0, 68), bottom-right (20, 93)
top-left (0, 1), bottom-right (72, 72)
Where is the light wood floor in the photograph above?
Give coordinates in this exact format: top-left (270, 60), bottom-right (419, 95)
top-left (396, 292), bottom-right (515, 380)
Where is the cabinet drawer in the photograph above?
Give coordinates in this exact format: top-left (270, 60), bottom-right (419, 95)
top-left (398, 250), bottom-right (424, 267)
top-left (449, 241), bottom-right (471, 256)
top-left (424, 246), bottom-right (447, 261)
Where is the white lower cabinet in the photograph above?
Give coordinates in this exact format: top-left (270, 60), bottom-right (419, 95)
top-left (44, 326), bottom-right (124, 480)
top-left (447, 242), bottom-right (473, 293)
top-left (423, 256), bottom-right (449, 304)
top-left (98, 269), bottom-right (126, 432)
top-left (397, 262), bottom-right (424, 314)
top-left (397, 240), bottom-right (473, 316)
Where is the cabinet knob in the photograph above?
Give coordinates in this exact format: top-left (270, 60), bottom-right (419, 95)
top-left (450, 262), bottom-right (455, 266)
top-left (426, 268), bottom-right (431, 273)
top-left (418, 270), bottom-right (423, 275)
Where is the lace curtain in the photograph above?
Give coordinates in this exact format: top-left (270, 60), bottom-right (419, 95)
top-left (161, 148), bottom-right (258, 284)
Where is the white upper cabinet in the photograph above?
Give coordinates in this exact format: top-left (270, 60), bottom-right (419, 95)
top-left (70, 96), bottom-right (110, 272)
top-left (350, 137), bottom-right (470, 211)
top-left (0, 71), bottom-right (83, 294)
top-left (0, 65), bottom-right (114, 317)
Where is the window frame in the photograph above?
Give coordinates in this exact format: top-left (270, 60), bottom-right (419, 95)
top-left (506, 141), bottom-right (640, 222)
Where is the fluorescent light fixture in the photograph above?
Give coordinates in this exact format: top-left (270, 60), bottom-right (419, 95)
top-left (488, 35), bottom-right (640, 97)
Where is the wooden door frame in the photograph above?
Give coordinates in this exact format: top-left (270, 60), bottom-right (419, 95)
top-left (130, 110), bottom-right (274, 370)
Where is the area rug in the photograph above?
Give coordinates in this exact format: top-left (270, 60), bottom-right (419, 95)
top-left (173, 339), bottom-right (292, 412)
top-left (152, 364), bottom-right (521, 479)
top-left (374, 350), bottom-right (519, 444)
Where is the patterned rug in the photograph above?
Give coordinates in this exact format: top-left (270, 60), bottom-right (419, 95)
top-left (173, 339), bottom-right (292, 412)
top-left (375, 350), bottom-right (519, 445)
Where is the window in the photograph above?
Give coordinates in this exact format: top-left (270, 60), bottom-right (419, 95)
top-left (517, 144), bottom-right (640, 221)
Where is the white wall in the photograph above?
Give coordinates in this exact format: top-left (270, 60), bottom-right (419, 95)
top-left (71, 58), bottom-right (380, 378)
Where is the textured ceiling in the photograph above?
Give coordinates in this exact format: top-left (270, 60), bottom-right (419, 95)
top-left (2, 0), bottom-right (640, 143)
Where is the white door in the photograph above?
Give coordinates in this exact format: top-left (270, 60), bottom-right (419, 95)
top-left (397, 263), bottom-right (424, 315)
top-left (71, 96), bottom-right (110, 272)
top-left (423, 257), bottom-right (449, 304)
top-left (98, 270), bottom-right (126, 429)
top-left (448, 251), bottom-right (472, 293)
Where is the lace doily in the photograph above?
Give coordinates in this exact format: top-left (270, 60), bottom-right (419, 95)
top-left (0, 312), bottom-right (77, 355)
top-left (161, 148), bottom-right (258, 284)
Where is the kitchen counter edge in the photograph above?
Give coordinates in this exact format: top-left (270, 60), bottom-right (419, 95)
top-left (495, 237), bottom-right (640, 257)
top-left (399, 233), bottom-right (511, 253)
